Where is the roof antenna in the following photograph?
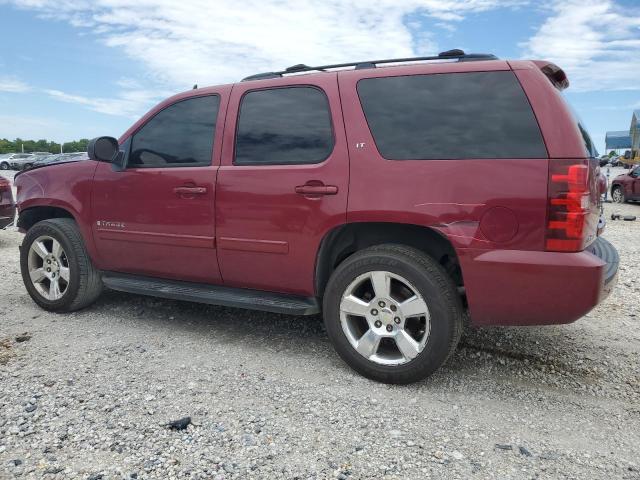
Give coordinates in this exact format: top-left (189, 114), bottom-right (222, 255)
top-left (193, 84), bottom-right (198, 89)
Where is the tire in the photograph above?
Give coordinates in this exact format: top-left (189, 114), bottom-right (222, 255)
top-left (322, 244), bottom-right (463, 384)
top-left (20, 218), bottom-right (102, 312)
top-left (0, 162), bottom-right (8, 170)
top-left (23, 163), bottom-right (33, 170)
top-left (612, 186), bottom-right (625, 203)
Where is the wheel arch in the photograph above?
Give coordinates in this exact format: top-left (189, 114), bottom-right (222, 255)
top-left (315, 222), bottom-right (464, 299)
top-left (17, 205), bottom-right (76, 232)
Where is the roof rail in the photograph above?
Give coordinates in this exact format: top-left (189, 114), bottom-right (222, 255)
top-left (241, 49), bottom-right (497, 82)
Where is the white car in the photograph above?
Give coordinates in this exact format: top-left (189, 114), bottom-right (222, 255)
top-left (0, 153), bottom-right (34, 171)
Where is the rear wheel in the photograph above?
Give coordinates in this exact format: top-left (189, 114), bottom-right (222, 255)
top-left (20, 218), bottom-right (102, 312)
top-left (23, 163), bottom-right (33, 170)
top-left (612, 186), bottom-right (625, 203)
top-left (323, 244), bottom-right (463, 384)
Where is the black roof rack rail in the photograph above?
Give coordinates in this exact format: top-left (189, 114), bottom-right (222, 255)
top-left (241, 49), bottom-right (497, 81)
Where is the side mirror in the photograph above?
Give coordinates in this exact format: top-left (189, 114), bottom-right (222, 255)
top-left (87, 136), bottom-right (119, 163)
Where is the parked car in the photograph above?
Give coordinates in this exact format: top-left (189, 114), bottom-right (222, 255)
top-left (9, 154), bottom-right (42, 170)
top-left (14, 50), bottom-right (618, 384)
top-left (0, 176), bottom-right (15, 229)
top-left (0, 153), bottom-right (33, 170)
top-left (611, 165), bottom-right (640, 203)
top-left (10, 154), bottom-right (51, 171)
top-left (32, 152), bottom-right (86, 167)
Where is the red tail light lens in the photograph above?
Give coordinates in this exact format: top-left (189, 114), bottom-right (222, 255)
top-left (545, 160), bottom-right (590, 252)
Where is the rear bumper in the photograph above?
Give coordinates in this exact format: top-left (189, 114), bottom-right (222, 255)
top-left (459, 237), bottom-right (618, 326)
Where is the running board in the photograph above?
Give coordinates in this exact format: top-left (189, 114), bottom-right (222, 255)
top-left (101, 272), bottom-right (320, 315)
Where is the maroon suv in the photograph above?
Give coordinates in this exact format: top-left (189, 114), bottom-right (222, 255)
top-left (13, 50), bottom-right (618, 383)
top-left (611, 165), bottom-right (640, 203)
top-left (0, 177), bottom-right (15, 229)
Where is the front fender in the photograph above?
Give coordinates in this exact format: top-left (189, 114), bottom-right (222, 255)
top-left (15, 161), bottom-right (100, 262)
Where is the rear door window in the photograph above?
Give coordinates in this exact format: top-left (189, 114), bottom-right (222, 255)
top-left (357, 71), bottom-right (547, 160)
top-left (234, 87), bottom-right (334, 165)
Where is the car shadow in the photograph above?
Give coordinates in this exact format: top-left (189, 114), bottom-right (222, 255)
top-left (88, 288), bottom-right (621, 396)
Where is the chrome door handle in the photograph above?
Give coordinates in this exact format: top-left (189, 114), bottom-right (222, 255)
top-left (294, 184), bottom-right (338, 196)
top-left (174, 186), bottom-right (207, 195)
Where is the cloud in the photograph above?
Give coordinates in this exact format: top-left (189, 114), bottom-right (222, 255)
top-left (43, 87), bottom-right (170, 118)
top-left (521, 0), bottom-right (640, 92)
top-left (0, 76), bottom-right (30, 93)
top-left (0, 69), bottom-right (164, 118)
top-left (8, 0), bottom-right (521, 90)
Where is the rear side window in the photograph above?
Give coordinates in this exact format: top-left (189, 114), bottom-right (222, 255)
top-left (357, 71), bottom-right (547, 160)
top-left (129, 95), bottom-right (219, 168)
top-left (235, 87), bottom-right (333, 165)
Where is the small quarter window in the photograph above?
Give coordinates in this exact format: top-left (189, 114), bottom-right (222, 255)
top-left (235, 87), bottom-right (334, 165)
top-left (129, 95), bottom-right (220, 168)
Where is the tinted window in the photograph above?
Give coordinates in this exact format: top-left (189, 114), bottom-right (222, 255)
top-left (357, 71), bottom-right (547, 160)
top-left (129, 95), bottom-right (219, 167)
top-left (235, 87), bottom-right (333, 165)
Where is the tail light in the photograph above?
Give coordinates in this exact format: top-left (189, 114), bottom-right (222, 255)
top-left (545, 159), bottom-right (590, 252)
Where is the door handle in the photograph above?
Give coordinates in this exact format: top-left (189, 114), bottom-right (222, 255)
top-left (173, 186), bottom-right (207, 195)
top-left (295, 184), bottom-right (338, 196)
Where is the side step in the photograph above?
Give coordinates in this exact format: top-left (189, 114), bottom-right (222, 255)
top-left (101, 272), bottom-right (320, 316)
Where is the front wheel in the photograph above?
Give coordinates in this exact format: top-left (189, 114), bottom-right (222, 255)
top-left (0, 162), bottom-right (8, 170)
top-left (612, 186), bottom-right (625, 203)
top-left (20, 218), bottom-right (103, 312)
top-left (323, 244), bottom-right (463, 384)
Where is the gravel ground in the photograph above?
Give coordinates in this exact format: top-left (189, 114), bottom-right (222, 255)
top-left (0, 168), bottom-right (639, 479)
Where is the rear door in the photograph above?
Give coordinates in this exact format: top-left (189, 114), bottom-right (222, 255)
top-left (91, 90), bottom-right (228, 283)
top-left (215, 74), bottom-right (349, 296)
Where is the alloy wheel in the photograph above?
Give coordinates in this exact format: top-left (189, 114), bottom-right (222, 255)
top-left (27, 235), bottom-right (70, 301)
top-left (612, 188), bottom-right (623, 203)
top-left (339, 270), bottom-right (430, 366)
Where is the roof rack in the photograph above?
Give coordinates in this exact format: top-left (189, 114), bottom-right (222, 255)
top-left (241, 49), bottom-right (497, 82)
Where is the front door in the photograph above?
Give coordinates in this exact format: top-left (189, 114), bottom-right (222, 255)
top-left (91, 91), bottom-right (228, 284)
top-left (215, 75), bottom-right (349, 296)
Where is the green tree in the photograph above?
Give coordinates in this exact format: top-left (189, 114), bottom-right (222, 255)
top-left (0, 138), bottom-right (89, 154)
top-left (0, 139), bottom-right (16, 154)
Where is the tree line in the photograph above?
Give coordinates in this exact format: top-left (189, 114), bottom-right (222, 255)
top-left (0, 138), bottom-right (89, 155)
